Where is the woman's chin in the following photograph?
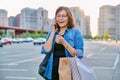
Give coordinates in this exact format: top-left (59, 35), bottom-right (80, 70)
top-left (59, 25), bottom-right (67, 28)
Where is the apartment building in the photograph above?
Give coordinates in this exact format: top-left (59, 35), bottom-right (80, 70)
top-left (8, 16), bottom-right (16, 26)
top-left (0, 7), bottom-right (90, 36)
top-left (98, 4), bottom-right (120, 40)
top-left (116, 4), bottom-right (120, 40)
top-left (20, 7), bottom-right (49, 31)
top-left (0, 9), bottom-right (8, 26)
top-left (20, 7), bottom-right (37, 29)
top-left (70, 7), bottom-right (90, 36)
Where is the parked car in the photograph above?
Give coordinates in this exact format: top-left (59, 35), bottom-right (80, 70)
top-left (0, 37), bottom-right (3, 47)
top-left (33, 38), bottom-right (46, 45)
top-left (12, 38), bottom-right (23, 43)
top-left (1, 38), bottom-right (12, 45)
top-left (23, 37), bottom-right (33, 42)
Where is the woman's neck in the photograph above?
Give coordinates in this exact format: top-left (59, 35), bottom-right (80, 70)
top-left (59, 27), bottom-right (67, 35)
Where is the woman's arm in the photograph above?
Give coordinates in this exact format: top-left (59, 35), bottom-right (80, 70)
top-left (56, 35), bottom-right (77, 57)
top-left (62, 40), bottom-right (77, 57)
top-left (42, 20), bottom-right (57, 52)
top-left (56, 30), bottom-right (84, 57)
top-left (43, 32), bottom-right (55, 52)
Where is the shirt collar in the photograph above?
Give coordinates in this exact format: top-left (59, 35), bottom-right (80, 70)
top-left (55, 28), bottom-right (71, 34)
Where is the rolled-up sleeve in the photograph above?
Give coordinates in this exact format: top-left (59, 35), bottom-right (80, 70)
top-left (41, 46), bottom-right (52, 54)
top-left (41, 31), bottom-right (52, 54)
top-left (74, 30), bottom-right (84, 58)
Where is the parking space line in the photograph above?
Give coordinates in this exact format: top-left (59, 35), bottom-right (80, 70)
top-left (93, 67), bottom-right (113, 69)
top-left (5, 76), bottom-right (36, 80)
top-left (0, 63), bottom-right (18, 65)
top-left (113, 53), bottom-right (119, 69)
top-left (7, 57), bottom-right (42, 65)
top-left (87, 53), bottom-right (94, 57)
top-left (0, 69), bottom-right (28, 71)
top-left (100, 47), bottom-right (107, 51)
top-left (92, 53), bottom-right (119, 70)
top-left (6, 53), bottom-right (33, 57)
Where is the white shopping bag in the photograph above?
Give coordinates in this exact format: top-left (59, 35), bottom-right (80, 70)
top-left (70, 57), bottom-right (97, 80)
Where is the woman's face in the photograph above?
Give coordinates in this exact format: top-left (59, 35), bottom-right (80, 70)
top-left (56, 10), bottom-right (68, 28)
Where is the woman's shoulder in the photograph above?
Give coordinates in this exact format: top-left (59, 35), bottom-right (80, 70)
top-left (68, 28), bottom-right (81, 33)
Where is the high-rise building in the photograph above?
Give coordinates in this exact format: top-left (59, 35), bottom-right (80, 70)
top-left (70, 7), bottom-right (90, 36)
top-left (0, 9), bottom-right (8, 26)
top-left (20, 7), bottom-right (37, 29)
top-left (98, 4), bottom-right (120, 40)
top-left (116, 4), bottom-right (120, 40)
top-left (98, 5), bottom-right (116, 38)
top-left (16, 14), bottom-right (20, 27)
top-left (20, 7), bottom-right (48, 31)
top-left (37, 8), bottom-right (48, 31)
top-left (8, 16), bottom-right (16, 26)
top-left (85, 16), bottom-right (90, 35)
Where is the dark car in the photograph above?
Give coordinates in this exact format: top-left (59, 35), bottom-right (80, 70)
top-left (0, 37), bottom-right (3, 47)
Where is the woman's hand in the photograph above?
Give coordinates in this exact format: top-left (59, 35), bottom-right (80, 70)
top-left (51, 20), bottom-right (57, 34)
top-left (56, 35), bottom-right (65, 44)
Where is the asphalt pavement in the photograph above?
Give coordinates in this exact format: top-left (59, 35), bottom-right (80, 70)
top-left (0, 40), bottom-right (120, 80)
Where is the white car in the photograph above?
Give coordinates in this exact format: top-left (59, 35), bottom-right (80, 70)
top-left (33, 38), bottom-right (46, 45)
top-left (12, 38), bottom-right (23, 43)
top-left (23, 37), bottom-right (33, 42)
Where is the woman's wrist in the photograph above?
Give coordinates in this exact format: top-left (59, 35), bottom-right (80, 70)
top-left (63, 40), bottom-right (68, 49)
top-left (51, 32), bottom-right (55, 34)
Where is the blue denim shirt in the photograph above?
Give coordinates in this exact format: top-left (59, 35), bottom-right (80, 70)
top-left (41, 28), bottom-right (84, 79)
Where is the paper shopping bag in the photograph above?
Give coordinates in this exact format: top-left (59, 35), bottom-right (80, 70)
top-left (58, 58), bottom-right (72, 80)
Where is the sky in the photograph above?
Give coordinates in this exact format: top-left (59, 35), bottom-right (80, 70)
top-left (0, 0), bottom-right (120, 36)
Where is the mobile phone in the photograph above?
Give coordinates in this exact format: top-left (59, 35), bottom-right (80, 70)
top-left (54, 19), bottom-right (58, 29)
top-left (54, 24), bottom-right (57, 29)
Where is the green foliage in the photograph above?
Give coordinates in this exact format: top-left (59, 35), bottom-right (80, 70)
top-left (93, 34), bottom-right (99, 39)
top-left (100, 35), bottom-right (104, 40)
top-left (19, 30), bottom-right (47, 38)
top-left (90, 32), bottom-right (92, 37)
top-left (39, 30), bottom-right (46, 38)
top-left (10, 31), bottom-right (14, 38)
top-left (113, 36), bottom-right (117, 40)
top-left (83, 35), bottom-right (92, 39)
top-left (22, 30), bottom-right (31, 38)
top-left (83, 32), bottom-right (93, 39)
top-left (32, 30), bottom-right (39, 38)
top-left (2, 30), bottom-right (6, 37)
top-left (104, 29), bottom-right (111, 40)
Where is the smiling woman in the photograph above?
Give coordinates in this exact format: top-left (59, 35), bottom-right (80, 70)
top-left (40, 6), bottom-right (84, 80)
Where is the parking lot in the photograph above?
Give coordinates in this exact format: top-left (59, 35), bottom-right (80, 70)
top-left (0, 40), bottom-right (120, 80)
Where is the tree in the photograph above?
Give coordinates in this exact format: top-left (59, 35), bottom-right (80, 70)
top-left (104, 29), bottom-right (111, 40)
top-left (2, 30), bottom-right (6, 37)
top-left (10, 31), bottom-right (14, 38)
top-left (100, 35), bottom-right (104, 40)
top-left (39, 30), bottom-right (46, 38)
top-left (93, 34), bottom-right (99, 39)
top-left (32, 30), bottom-right (39, 38)
top-left (113, 36), bottom-right (118, 43)
top-left (22, 30), bottom-right (31, 38)
top-left (90, 32), bottom-right (93, 38)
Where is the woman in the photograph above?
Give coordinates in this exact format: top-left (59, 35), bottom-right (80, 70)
top-left (41, 6), bottom-right (84, 80)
